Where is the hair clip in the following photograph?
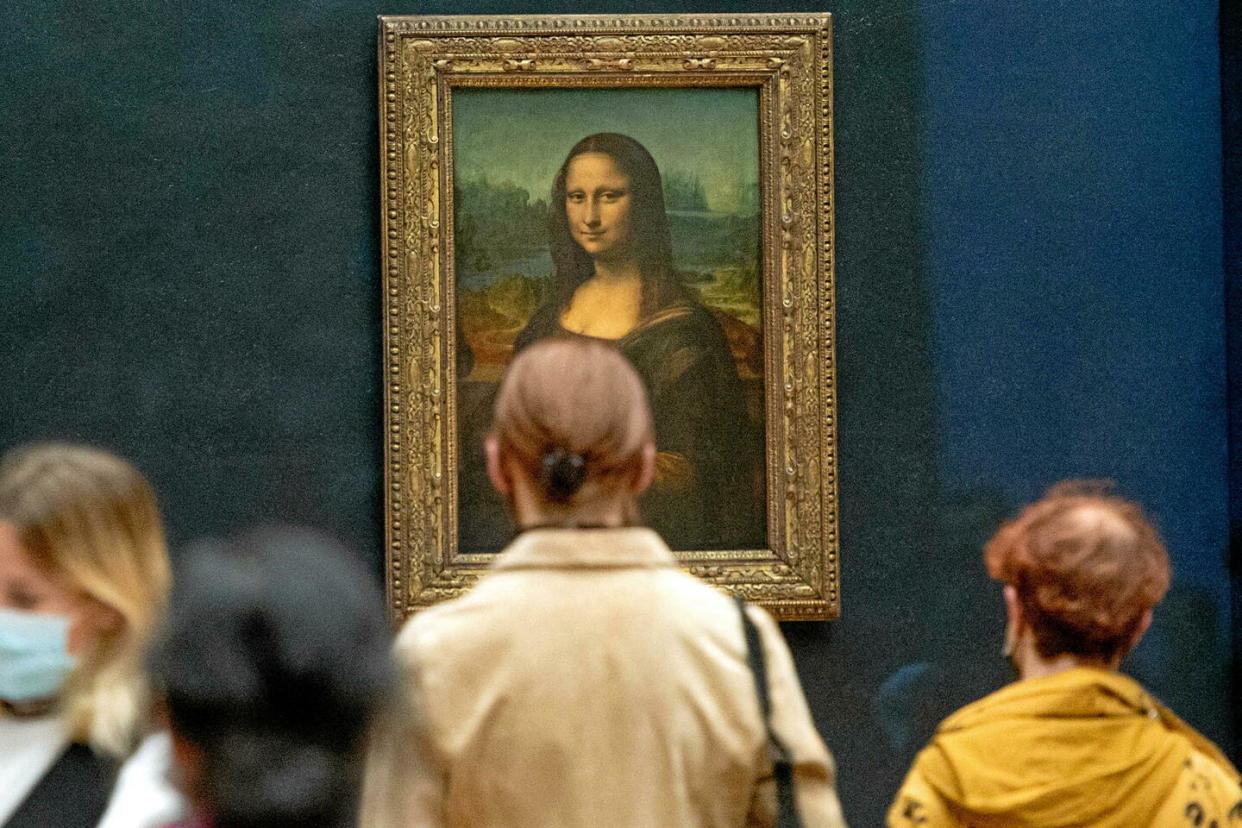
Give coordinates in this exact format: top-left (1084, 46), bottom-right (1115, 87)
top-left (540, 447), bottom-right (587, 501)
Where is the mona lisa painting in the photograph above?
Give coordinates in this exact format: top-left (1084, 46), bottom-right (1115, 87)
top-left (454, 91), bottom-right (765, 555)
top-left (380, 13), bottom-right (839, 620)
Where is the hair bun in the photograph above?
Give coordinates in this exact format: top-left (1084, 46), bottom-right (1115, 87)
top-left (540, 447), bottom-right (587, 502)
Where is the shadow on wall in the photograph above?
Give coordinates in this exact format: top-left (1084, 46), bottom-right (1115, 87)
top-left (1130, 584), bottom-right (1231, 746)
top-left (862, 490), bottom-right (1014, 810)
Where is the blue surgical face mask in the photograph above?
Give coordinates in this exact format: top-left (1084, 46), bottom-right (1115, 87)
top-left (0, 608), bottom-right (77, 704)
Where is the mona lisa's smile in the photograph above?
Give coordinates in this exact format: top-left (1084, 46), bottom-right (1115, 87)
top-left (565, 152), bottom-right (634, 262)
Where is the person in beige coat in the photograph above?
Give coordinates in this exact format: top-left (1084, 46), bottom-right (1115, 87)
top-left (362, 338), bottom-right (846, 828)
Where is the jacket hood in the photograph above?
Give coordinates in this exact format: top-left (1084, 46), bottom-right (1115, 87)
top-left (917, 667), bottom-right (1236, 827)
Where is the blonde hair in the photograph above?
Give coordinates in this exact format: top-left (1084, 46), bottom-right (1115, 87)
top-left (0, 443), bottom-right (171, 757)
top-left (495, 338), bottom-right (653, 506)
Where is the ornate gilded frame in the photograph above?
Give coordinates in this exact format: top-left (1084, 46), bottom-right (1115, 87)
top-left (379, 13), bottom-right (838, 620)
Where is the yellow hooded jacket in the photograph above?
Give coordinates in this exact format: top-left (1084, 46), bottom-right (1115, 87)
top-left (887, 667), bottom-right (1242, 827)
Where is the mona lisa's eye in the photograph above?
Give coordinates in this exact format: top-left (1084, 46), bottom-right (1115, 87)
top-left (566, 191), bottom-right (586, 203)
top-left (599, 189), bottom-right (626, 202)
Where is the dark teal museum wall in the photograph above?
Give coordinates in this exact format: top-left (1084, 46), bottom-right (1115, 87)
top-left (1, 1), bottom-right (1232, 824)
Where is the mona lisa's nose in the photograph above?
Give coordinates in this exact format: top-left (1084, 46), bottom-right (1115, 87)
top-left (583, 199), bottom-right (601, 227)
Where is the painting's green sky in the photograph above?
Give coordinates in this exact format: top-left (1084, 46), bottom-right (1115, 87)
top-left (452, 87), bottom-right (759, 214)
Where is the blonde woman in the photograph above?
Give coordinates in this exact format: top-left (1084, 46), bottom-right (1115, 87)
top-left (0, 443), bottom-right (178, 828)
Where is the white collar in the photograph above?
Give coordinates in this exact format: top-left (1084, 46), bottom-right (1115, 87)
top-left (0, 714), bottom-right (69, 824)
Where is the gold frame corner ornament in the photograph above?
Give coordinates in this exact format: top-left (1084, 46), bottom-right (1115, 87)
top-left (378, 12), bottom-right (838, 621)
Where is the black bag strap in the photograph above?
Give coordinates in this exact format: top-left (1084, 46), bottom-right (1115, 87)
top-left (736, 596), bottom-right (803, 828)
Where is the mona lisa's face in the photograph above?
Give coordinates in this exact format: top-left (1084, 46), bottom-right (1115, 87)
top-left (565, 152), bottom-right (633, 262)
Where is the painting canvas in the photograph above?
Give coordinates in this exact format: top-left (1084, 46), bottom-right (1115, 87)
top-left (453, 87), bottom-right (766, 554)
top-left (380, 13), bottom-right (838, 619)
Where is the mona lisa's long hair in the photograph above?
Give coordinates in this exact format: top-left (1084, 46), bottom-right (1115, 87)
top-left (548, 133), bottom-right (689, 317)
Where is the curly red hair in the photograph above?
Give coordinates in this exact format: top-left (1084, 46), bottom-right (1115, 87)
top-left (984, 481), bottom-right (1170, 661)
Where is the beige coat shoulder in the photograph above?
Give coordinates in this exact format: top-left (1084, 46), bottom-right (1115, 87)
top-left (362, 528), bottom-right (845, 828)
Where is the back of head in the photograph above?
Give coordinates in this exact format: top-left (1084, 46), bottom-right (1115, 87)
top-left (984, 481), bottom-right (1170, 661)
top-left (153, 526), bottom-right (392, 828)
top-left (0, 442), bottom-right (169, 755)
top-left (493, 338), bottom-right (653, 507)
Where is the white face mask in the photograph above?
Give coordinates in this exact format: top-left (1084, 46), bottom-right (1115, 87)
top-left (0, 608), bottom-right (76, 704)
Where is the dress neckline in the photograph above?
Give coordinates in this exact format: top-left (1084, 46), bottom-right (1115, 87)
top-left (554, 300), bottom-right (696, 344)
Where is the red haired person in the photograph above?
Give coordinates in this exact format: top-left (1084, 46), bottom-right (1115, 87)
top-left (888, 482), bottom-right (1242, 827)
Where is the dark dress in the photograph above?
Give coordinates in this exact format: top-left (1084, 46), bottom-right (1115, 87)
top-left (515, 298), bottom-right (764, 550)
